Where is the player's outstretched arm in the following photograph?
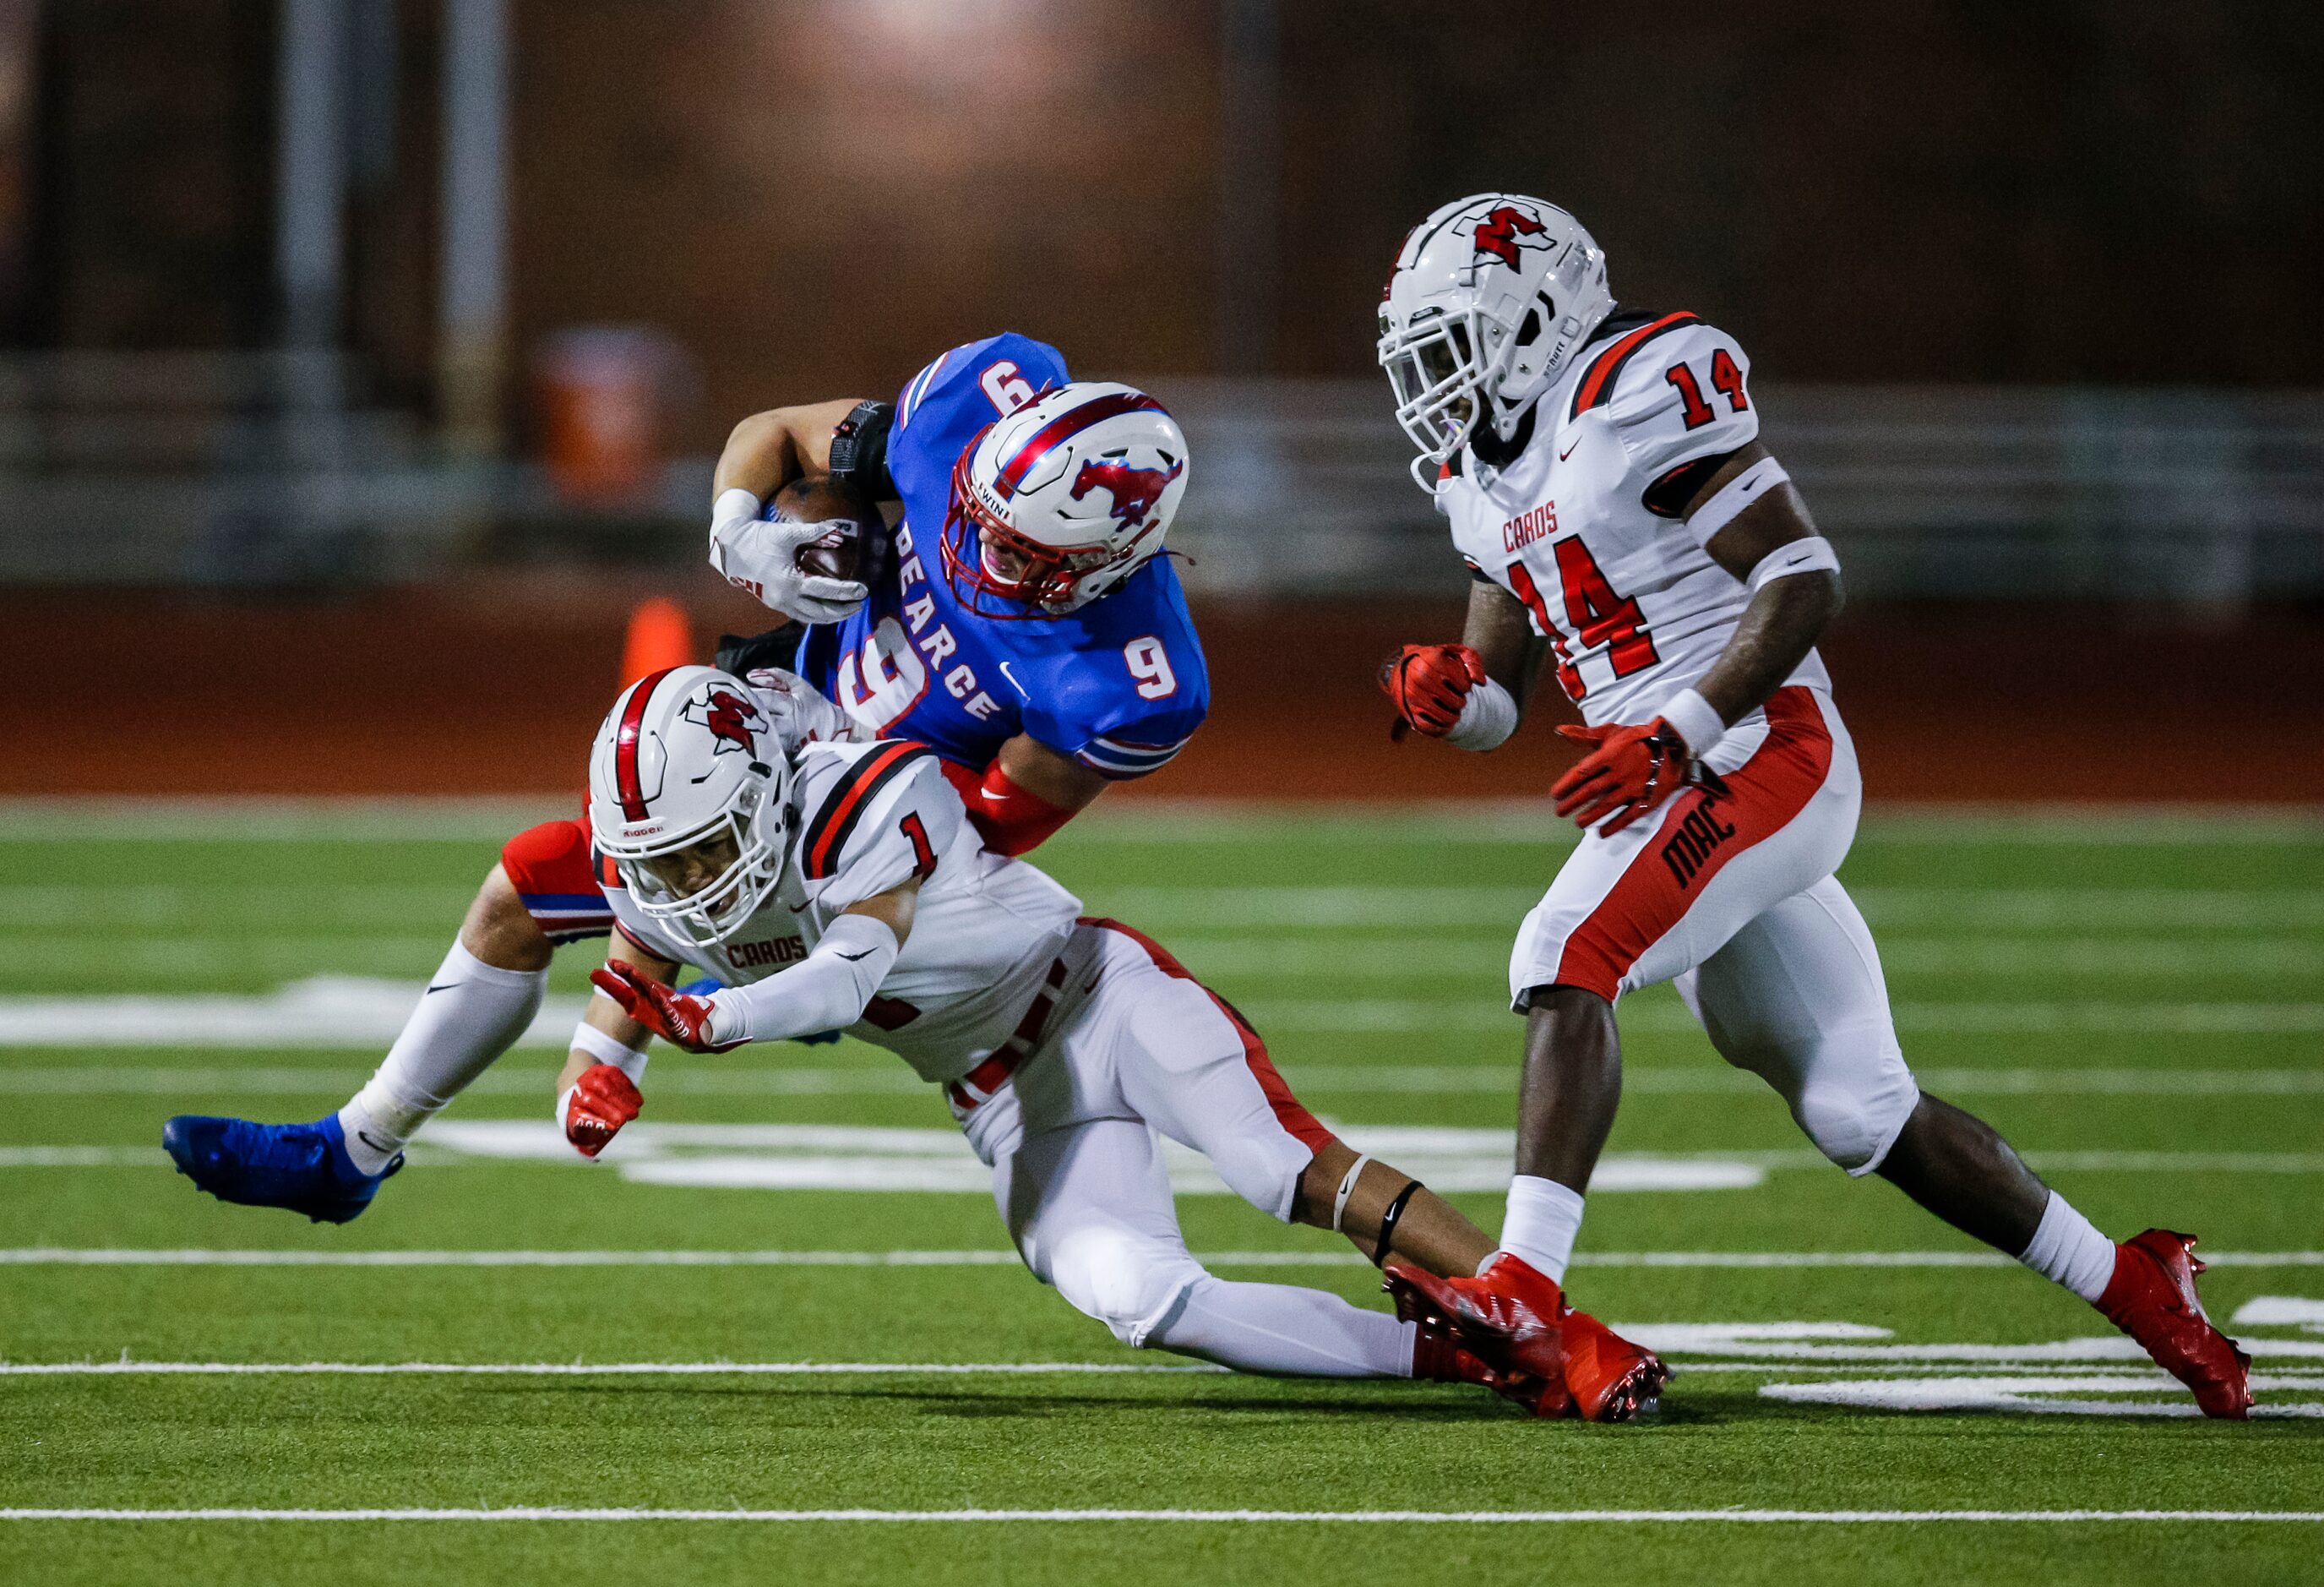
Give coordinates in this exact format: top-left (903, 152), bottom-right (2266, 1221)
top-left (555, 931), bottom-right (677, 1159)
top-left (591, 886), bottom-right (918, 1053)
top-left (1380, 581), bottom-right (1548, 750)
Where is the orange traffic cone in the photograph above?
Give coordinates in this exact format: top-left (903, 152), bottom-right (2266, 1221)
top-left (618, 597), bottom-right (695, 685)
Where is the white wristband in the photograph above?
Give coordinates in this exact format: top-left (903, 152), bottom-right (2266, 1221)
top-left (1331, 1153), bottom-right (1374, 1233)
top-left (1685, 456), bottom-right (1790, 548)
top-left (1443, 674), bottom-right (1519, 752)
top-left (711, 486), bottom-right (762, 534)
top-left (1746, 534), bottom-right (1841, 593)
top-left (1658, 687), bottom-right (1727, 757)
top-left (570, 1020), bottom-right (650, 1082)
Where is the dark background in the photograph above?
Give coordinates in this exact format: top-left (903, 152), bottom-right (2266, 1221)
top-left (3, 0), bottom-right (2319, 799)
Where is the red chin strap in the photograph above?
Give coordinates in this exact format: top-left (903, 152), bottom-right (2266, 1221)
top-left (939, 759), bottom-right (1075, 857)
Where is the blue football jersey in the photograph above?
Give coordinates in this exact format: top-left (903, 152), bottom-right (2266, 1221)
top-left (798, 334), bottom-right (1209, 780)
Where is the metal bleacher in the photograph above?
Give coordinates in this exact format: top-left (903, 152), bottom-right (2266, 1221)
top-left (3, 352), bottom-right (2318, 606)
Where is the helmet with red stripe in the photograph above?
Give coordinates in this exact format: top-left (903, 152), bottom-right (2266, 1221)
top-left (942, 380), bottom-right (1189, 616)
top-left (1378, 193), bottom-right (1614, 487)
top-left (586, 664), bottom-right (794, 950)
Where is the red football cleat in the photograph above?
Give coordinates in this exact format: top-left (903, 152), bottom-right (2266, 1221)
top-left (1385, 1256), bottom-right (1572, 1416)
top-left (2095, 1229), bottom-right (2252, 1421)
top-left (1410, 1317), bottom-right (1571, 1419)
top-left (1560, 1306), bottom-right (1672, 1424)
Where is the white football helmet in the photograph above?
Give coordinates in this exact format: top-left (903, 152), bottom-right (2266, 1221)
top-left (1378, 193), bottom-right (1614, 486)
top-left (942, 380), bottom-right (1188, 615)
top-left (587, 664), bottom-right (793, 950)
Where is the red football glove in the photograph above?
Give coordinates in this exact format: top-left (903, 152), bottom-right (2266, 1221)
top-left (1381, 644), bottom-right (1488, 740)
top-left (558, 1063), bottom-right (642, 1159)
top-left (589, 963), bottom-right (743, 1054)
top-left (1551, 718), bottom-right (1697, 835)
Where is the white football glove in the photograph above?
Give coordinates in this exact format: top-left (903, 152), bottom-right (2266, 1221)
top-left (744, 666), bottom-right (863, 751)
top-left (708, 487), bottom-right (868, 624)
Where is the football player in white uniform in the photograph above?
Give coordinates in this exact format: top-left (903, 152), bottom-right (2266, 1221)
top-left (1373, 193), bottom-right (2252, 1421)
top-left (547, 663), bottom-right (1600, 1410)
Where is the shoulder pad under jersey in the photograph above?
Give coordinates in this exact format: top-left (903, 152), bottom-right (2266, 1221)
top-left (1569, 313), bottom-right (1760, 486)
top-left (791, 739), bottom-right (960, 910)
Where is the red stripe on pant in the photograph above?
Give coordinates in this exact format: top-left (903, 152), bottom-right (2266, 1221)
top-left (1080, 915), bottom-right (1336, 1154)
top-left (1549, 686), bottom-right (1834, 1001)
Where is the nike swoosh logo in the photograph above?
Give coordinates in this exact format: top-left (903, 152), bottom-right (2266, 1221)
top-left (424, 983), bottom-right (455, 995)
top-left (1558, 439), bottom-right (1580, 461)
top-left (356, 1131), bottom-right (395, 1153)
top-left (998, 661), bottom-right (1030, 701)
top-left (835, 950), bottom-right (875, 963)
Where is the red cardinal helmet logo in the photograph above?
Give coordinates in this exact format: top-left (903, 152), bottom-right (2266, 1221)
top-left (1471, 204), bottom-right (1548, 268)
top-left (1069, 458), bottom-right (1184, 530)
top-left (680, 687), bottom-right (765, 757)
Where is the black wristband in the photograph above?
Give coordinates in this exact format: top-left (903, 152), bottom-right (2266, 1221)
top-left (1372, 1180), bottom-right (1423, 1268)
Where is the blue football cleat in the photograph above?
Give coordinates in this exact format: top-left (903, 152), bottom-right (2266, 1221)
top-left (161, 1112), bottom-right (400, 1225)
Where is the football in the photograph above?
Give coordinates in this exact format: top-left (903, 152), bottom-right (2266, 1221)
top-left (769, 473), bottom-right (869, 583)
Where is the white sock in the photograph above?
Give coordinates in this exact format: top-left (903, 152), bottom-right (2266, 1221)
top-left (1147, 1276), bottom-right (1418, 1378)
top-left (1499, 1174), bottom-right (1587, 1283)
top-left (2019, 1189), bottom-right (2117, 1303)
top-left (338, 941), bottom-right (547, 1175)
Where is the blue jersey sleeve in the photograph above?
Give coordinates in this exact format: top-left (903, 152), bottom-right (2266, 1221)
top-left (1017, 559), bottom-right (1210, 781)
top-left (886, 334), bottom-right (1071, 512)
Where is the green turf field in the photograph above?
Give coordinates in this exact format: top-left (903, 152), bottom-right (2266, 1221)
top-left (2, 801), bottom-right (2320, 1584)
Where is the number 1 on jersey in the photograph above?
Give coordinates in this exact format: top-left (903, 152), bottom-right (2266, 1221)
top-left (900, 811), bottom-right (938, 881)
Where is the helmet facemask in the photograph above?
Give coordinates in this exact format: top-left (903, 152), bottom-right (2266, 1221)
top-left (941, 444), bottom-right (1157, 617)
top-left (1380, 294), bottom-right (1566, 477)
top-left (611, 777), bottom-right (788, 951)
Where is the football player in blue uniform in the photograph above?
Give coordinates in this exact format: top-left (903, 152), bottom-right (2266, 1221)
top-left (165, 335), bottom-right (1211, 1224)
top-left (710, 333), bottom-right (1206, 854)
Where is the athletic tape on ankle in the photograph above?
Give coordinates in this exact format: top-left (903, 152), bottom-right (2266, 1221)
top-left (1684, 455), bottom-right (1788, 548)
top-left (1331, 1153), bottom-right (1374, 1233)
top-left (569, 1020), bottom-right (650, 1081)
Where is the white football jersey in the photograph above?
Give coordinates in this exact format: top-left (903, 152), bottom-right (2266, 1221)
top-left (606, 738), bottom-right (1083, 1084)
top-left (1437, 310), bottom-right (1828, 739)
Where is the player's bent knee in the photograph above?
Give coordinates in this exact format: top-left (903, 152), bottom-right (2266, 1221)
top-left (1793, 1069), bottom-right (1921, 1176)
top-left (1210, 1139), bottom-right (1308, 1224)
top-left (1044, 1226), bottom-right (1204, 1349)
top-left (460, 865), bottom-right (554, 972)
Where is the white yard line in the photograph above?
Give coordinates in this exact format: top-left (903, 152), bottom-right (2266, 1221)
top-left (17, 934), bottom-right (2321, 982)
top-left (4, 1247), bottom-right (2320, 1268)
top-left (7, 794), bottom-right (2318, 844)
top-left (2, 1507), bottom-right (2321, 1524)
top-left (0, 1360), bottom-right (1217, 1377)
top-left (0, 988), bottom-right (2312, 1046)
top-left (1241, 1000), bottom-right (2324, 1034)
top-left (11, 1061), bottom-right (2318, 1099)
